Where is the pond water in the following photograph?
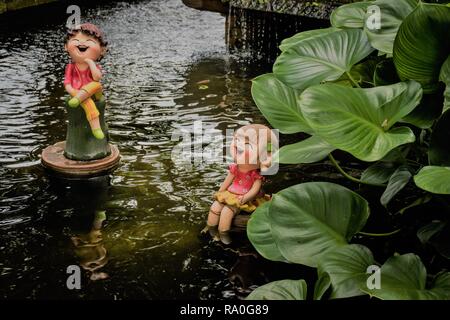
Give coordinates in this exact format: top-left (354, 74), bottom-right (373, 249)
top-left (0, 0), bottom-right (304, 299)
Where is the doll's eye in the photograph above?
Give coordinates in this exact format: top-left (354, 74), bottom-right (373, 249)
top-left (70, 39), bottom-right (80, 44)
top-left (86, 39), bottom-right (97, 44)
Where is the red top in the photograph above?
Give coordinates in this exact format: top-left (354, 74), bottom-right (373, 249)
top-left (227, 163), bottom-right (263, 195)
top-left (64, 63), bottom-right (102, 90)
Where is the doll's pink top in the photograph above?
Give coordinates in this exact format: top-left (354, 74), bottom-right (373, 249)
top-left (227, 163), bottom-right (263, 195)
top-left (64, 63), bottom-right (101, 90)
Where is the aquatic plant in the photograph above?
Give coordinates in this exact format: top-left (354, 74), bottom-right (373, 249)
top-left (247, 0), bottom-right (450, 300)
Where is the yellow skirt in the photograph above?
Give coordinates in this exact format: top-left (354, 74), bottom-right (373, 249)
top-left (214, 190), bottom-right (271, 213)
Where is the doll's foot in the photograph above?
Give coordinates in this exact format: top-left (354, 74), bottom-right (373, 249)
top-left (68, 97), bottom-right (81, 108)
top-left (92, 128), bottom-right (105, 140)
top-left (219, 231), bottom-right (232, 245)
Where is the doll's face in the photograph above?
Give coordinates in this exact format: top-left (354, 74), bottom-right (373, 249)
top-left (65, 32), bottom-right (103, 63)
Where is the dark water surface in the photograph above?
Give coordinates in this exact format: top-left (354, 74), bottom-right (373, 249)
top-left (0, 0), bottom-right (305, 299)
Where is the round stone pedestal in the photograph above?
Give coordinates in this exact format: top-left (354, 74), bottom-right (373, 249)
top-left (41, 141), bottom-right (120, 177)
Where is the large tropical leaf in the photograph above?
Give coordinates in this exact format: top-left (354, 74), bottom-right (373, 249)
top-left (414, 166), bottom-right (450, 195)
top-left (364, 0), bottom-right (418, 55)
top-left (331, 2), bottom-right (372, 29)
top-left (429, 109), bottom-right (450, 166)
top-left (247, 202), bottom-right (285, 262)
top-left (299, 81), bottom-right (422, 162)
top-left (317, 244), bottom-right (375, 299)
top-left (269, 182), bottom-right (370, 267)
top-left (440, 56), bottom-right (450, 113)
top-left (246, 279), bottom-right (307, 300)
top-left (380, 165), bottom-right (412, 206)
top-left (277, 136), bottom-right (335, 164)
top-left (279, 27), bottom-right (339, 52)
top-left (274, 28), bottom-right (374, 91)
top-left (363, 254), bottom-right (450, 299)
top-left (251, 73), bottom-right (313, 134)
top-left (393, 2), bottom-right (450, 93)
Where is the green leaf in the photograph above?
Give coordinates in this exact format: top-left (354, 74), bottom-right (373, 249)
top-left (418, 222), bottom-right (450, 260)
top-left (439, 56), bottom-right (450, 113)
top-left (279, 27), bottom-right (339, 52)
top-left (348, 58), bottom-right (379, 87)
top-left (269, 182), bottom-right (370, 267)
top-left (251, 73), bottom-right (313, 134)
top-left (393, 3), bottom-right (450, 93)
top-left (299, 81), bottom-right (422, 162)
top-left (361, 162), bottom-right (397, 185)
top-left (274, 28), bottom-right (374, 91)
top-left (317, 244), bottom-right (375, 299)
top-left (331, 2), bottom-right (372, 29)
top-left (414, 166), bottom-right (450, 194)
top-left (429, 109), bottom-right (450, 166)
top-left (313, 273), bottom-right (331, 300)
top-left (247, 202), bottom-right (285, 262)
top-left (246, 279), bottom-right (307, 300)
top-left (380, 165), bottom-right (412, 206)
top-left (363, 254), bottom-right (450, 299)
top-left (364, 0), bottom-right (418, 55)
top-left (277, 136), bottom-right (335, 164)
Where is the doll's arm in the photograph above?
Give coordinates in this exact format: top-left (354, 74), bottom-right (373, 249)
top-left (218, 171), bottom-right (235, 192)
top-left (65, 84), bottom-right (77, 97)
top-left (85, 58), bottom-right (102, 81)
top-left (240, 179), bottom-right (262, 204)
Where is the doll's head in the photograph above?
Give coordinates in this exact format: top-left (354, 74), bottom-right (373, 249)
top-left (65, 23), bottom-right (107, 64)
top-left (230, 124), bottom-right (278, 172)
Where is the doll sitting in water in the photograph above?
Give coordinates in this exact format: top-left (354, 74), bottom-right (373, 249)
top-left (203, 124), bottom-right (277, 245)
top-left (64, 23), bottom-right (107, 140)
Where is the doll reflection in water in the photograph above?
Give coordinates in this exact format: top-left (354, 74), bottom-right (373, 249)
top-left (203, 124), bottom-right (277, 245)
top-left (71, 211), bottom-right (109, 281)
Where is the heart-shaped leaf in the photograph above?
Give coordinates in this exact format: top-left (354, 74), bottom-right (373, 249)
top-left (299, 81), bottom-right (422, 161)
top-left (274, 28), bottom-right (374, 91)
top-left (362, 254), bottom-right (450, 299)
top-left (277, 136), bottom-right (335, 164)
top-left (246, 279), bottom-right (307, 300)
top-left (393, 2), bottom-right (450, 93)
top-left (364, 0), bottom-right (418, 55)
top-left (331, 2), bottom-right (372, 29)
top-left (251, 73), bottom-right (313, 134)
top-left (414, 166), bottom-right (450, 195)
top-left (269, 182), bottom-right (370, 267)
top-left (361, 162), bottom-right (398, 185)
top-left (279, 27), bottom-right (339, 52)
top-left (247, 202), bottom-right (285, 262)
top-left (317, 244), bottom-right (375, 299)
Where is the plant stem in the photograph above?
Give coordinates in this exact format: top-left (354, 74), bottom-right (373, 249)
top-left (358, 229), bottom-right (402, 237)
top-left (328, 153), bottom-right (386, 187)
top-left (346, 71), bottom-right (361, 88)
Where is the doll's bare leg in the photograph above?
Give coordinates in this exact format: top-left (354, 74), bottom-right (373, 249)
top-left (218, 205), bottom-right (238, 245)
top-left (201, 201), bottom-right (224, 239)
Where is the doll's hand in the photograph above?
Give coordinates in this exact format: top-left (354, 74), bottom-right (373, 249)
top-left (237, 195), bottom-right (247, 205)
top-left (84, 58), bottom-right (95, 65)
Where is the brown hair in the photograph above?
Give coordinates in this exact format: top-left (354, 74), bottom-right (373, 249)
top-left (65, 23), bottom-right (108, 47)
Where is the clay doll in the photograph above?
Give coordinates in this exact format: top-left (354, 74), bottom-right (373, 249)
top-left (64, 23), bottom-right (107, 140)
top-left (203, 124), bottom-right (276, 245)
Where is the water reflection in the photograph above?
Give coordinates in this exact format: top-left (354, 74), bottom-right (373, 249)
top-left (71, 210), bottom-right (109, 281)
